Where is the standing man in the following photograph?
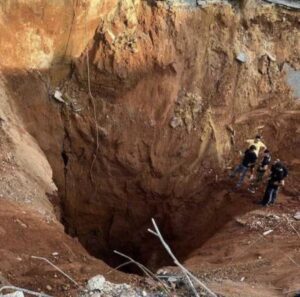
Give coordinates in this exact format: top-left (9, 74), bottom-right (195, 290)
top-left (230, 145), bottom-right (257, 188)
top-left (248, 149), bottom-right (271, 193)
top-left (260, 160), bottom-right (288, 206)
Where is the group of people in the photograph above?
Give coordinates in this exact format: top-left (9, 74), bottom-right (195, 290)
top-left (230, 135), bottom-right (288, 206)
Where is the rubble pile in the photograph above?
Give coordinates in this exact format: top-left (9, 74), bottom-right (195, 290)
top-left (79, 275), bottom-right (168, 297)
top-left (235, 211), bottom-right (300, 234)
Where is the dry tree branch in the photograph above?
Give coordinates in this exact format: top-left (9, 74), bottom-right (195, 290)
top-left (183, 274), bottom-right (201, 297)
top-left (106, 260), bottom-right (133, 275)
top-left (114, 251), bottom-right (153, 279)
top-left (31, 256), bottom-right (80, 288)
top-left (113, 250), bottom-right (171, 294)
top-left (147, 228), bottom-right (200, 297)
top-left (287, 220), bottom-right (300, 240)
top-left (0, 285), bottom-right (52, 297)
top-left (148, 218), bottom-right (218, 297)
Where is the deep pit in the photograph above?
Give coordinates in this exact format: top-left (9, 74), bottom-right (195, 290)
top-left (1, 0), bottom-right (300, 278)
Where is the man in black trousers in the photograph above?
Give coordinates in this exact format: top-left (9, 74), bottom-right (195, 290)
top-left (260, 159), bottom-right (288, 206)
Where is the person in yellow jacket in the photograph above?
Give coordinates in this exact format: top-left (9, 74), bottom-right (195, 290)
top-left (246, 135), bottom-right (267, 156)
top-left (246, 135), bottom-right (267, 179)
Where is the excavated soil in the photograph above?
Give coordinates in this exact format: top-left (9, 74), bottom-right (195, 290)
top-left (0, 0), bottom-right (300, 296)
top-left (0, 199), bottom-right (134, 296)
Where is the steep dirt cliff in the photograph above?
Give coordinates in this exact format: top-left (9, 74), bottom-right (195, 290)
top-left (0, 0), bottom-right (299, 296)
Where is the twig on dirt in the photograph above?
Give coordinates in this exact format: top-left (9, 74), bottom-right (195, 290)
top-left (228, 218), bottom-right (300, 272)
top-left (183, 274), bottom-right (201, 297)
top-left (31, 256), bottom-right (80, 288)
top-left (114, 251), bottom-right (153, 279)
top-left (105, 260), bottom-right (134, 276)
top-left (288, 220), bottom-right (300, 240)
top-left (148, 218), bottom-right (217, 297)
top-left (147, 227), bottom-right (199, 297)
top-left (113, 250), bottom-right (171, 294)
top-left (228, 220), bottom-right (282, 264)
top-left (285, 254), bottom-right (300, 268)
top-left (261, 229), bottom-right (300, 268)
top-left (0, 285), bottom-right (52, 297)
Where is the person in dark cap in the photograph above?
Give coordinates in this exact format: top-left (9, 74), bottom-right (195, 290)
top-left (230, 145), bottom-right (257, 188)
top-left (260, 159), bottom-right (288, 206)
top-left (248, 149), bottom-right (272, 194)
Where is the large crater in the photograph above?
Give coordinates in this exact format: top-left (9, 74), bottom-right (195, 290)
top-left (1, 0), bottom-right (299, 272)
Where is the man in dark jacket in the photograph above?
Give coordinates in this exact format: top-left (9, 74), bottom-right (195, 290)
top-left (260, 160), bottom-right (288, 206)
top-left (248, 149), bottom-right (271, 193)
top-left (230, 145), bottom-right (257, 188)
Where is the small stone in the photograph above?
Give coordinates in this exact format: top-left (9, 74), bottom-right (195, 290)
top-left (236, 52), bottom-right (247, 63)
top-left (15, 219), bottom-right (27, 228)
top-left (157, 269), bottom-right (168, 275)
top-left (53, 90), bottom-right (65, 104)
top-left (235, 217), bottom-right (247, 226)
top-left (52, 252), bottom-right (59, 256)
top-left (46, 285), bottom-right (52, 291)
top-left (170, 116), bottom-right (183, 129)
top-left (105, 30), bottom-right (115, 44)
top-left (271, 214), bottom-right (280, 220)
top-left (98, 127), bottom-right (108, 138)
top-left (240, 277), bottom-right (245, 282)
top-left (263, 230), bottom-right (273, 236)
top-left (294, 211), bottom-right (300, 220)
top-left (62, 284), bottom-right (70, 291)
top-left (168, 276), bottom-right (178, 283)
top-left (266, 52), bottom-right (276, 62)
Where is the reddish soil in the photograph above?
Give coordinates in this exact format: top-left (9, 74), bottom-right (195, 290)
top-left (0, 1), bottom-right (299, 297)
top-left (0, 199), bottom-right (133, 297)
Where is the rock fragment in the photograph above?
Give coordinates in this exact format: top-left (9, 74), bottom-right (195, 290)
top-left (294, 211), bottom-right (300, 220)
top-left (170, 116), bottom-right (183, 128)
top-left (263, 229), bottom-right (273, 236)
top-left (53, 90), bottom-right (65, 104)
top-left (86, 275), bottom-right (106, 291)
top-left (82, 275), bottom-right (144, 297)
top-left (236, 52), bottom-right (247, 63)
